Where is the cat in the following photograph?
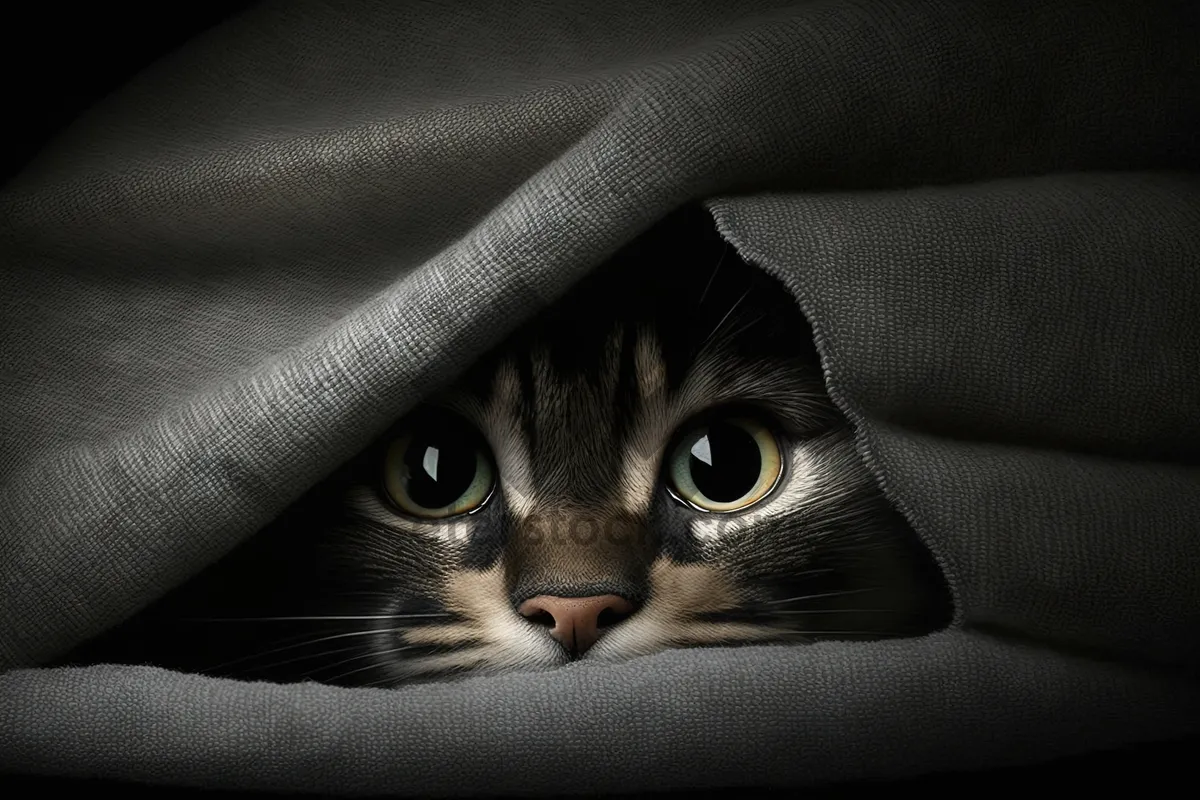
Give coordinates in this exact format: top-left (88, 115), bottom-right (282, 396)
top-left (65, 207), bottom-right (952, 687)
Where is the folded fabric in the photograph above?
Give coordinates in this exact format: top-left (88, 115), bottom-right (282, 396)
top-left (2, 0), bottom-right (1197, 793)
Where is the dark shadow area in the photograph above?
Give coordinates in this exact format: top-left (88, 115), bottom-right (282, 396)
top-left (0, 1), bottom-right (259, 185)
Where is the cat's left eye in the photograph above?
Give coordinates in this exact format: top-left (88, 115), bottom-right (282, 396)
top-left (383, 416), bottom-right (495, 519)
top-left (666, 415), bottom-right (783, 513)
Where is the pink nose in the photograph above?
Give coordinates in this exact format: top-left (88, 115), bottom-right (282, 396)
top-left (517, 594), bottom-right (636, 655)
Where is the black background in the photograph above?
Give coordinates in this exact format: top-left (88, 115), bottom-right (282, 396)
top-left (1, 2), bottom-right (254, 186)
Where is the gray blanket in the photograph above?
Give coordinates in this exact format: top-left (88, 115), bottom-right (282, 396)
top-left (2, 0), bottom-right (1198, 794)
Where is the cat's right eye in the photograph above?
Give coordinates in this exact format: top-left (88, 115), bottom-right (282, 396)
top-left (382, 415), bottom-right (495, 520)
top-left (665, 415), bottom-right (783, 513)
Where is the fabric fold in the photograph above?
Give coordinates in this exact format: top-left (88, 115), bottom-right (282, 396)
top-left (710, 175), bottom-right (1200, 668)
top-left (2, 632), bottom-right (1198, 795)
top-left (2, 0), bottom-right (1198, 792)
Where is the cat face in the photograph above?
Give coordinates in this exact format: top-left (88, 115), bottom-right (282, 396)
top-left (271, 217), bottom-right (950, 686)
top-left (74, 210), bottom-right (950, 686)
top-left (341, 337), bottom-right (912, 682)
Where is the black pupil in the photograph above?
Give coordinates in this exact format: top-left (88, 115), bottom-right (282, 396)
top-left (688, 421), bottom-right (762, 503)
top-left (402, 428), bottom-right (478, 510)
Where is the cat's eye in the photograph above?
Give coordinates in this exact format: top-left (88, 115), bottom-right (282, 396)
top-left (383, 417), bottom-right (495, 519)
top-left (666, 416), bottom-right (783, 513)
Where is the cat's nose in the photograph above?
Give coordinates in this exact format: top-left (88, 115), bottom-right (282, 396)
top-left (517, 594), bottom-right (636, 656)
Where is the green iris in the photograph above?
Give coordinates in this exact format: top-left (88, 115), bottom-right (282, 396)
top-left (668, 416), bottom-right (782, 513)
top-left (384, 425), bottom-right (494, 519)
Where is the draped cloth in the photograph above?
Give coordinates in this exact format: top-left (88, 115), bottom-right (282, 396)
top-left (2, 0), bottom-right (1198, 793)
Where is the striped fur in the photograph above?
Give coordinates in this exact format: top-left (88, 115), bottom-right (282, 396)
top-left (68, 208), bottom-right (951, 686)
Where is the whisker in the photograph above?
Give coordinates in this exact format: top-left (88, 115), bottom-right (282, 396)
top-left (769, 567), bottom-right (837, 581)
top-left (760, 587), bottom-right (885, 606)
top-left (697, 240), bottom-right (729, 309)
top-left (768, 614), bottom-right (902, 618)
top-left (698, 285), bottom-right (752, 351)
top-left (319, 646), bottom-right (421, 683)
top-left (303, 643), bottom-right (434, 679)
top-left (235, 642), bottom-right (372, 676)
top-left (708, 312), bottom-right (766, 348)
top-left (186, 615), bottom-right (450, 624)
top-left (201, 627), bottom-right (406, 672)
top-left (776, 629), bottom-right (911, 638)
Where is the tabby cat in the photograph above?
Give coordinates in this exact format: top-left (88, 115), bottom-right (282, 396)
top-left (68, 207), bottom-right (951, 687)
